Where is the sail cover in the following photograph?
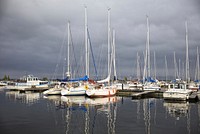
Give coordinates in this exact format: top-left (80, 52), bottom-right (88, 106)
top-left (97, 74), bottom-right (110, 83)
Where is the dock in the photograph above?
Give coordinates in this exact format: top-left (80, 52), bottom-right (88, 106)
top-left (131, 91), bottom-right (155, 98)
top-left (117, 89), bottom-right (200, 101)
top-left (117, 89), bottom-right (164, 98)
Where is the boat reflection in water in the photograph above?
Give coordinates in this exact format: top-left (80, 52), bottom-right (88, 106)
top-left (44, 95), bottom-right (120, 134)
top-left (163, 101), bottom-right (192, 134)
top-left (163, 101), bottom-right (189, 119)
top-left (5, 91), bottom-right (41, 105)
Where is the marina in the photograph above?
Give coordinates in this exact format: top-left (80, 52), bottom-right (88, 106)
top-left (1, 0), bottom-right (200, 134)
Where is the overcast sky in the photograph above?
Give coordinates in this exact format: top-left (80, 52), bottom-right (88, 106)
top-left (0, 0), bottom-right (200, 80)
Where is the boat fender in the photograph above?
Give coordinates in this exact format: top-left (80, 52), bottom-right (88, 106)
top-left (85, 85), bottom-right (88, 90)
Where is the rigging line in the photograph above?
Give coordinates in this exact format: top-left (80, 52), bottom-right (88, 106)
top-left (97, 44), bottom-right (104, 79)
top-left (52, 26), bottom-right (68, 79)
top-left (69, 24), bottom-right (79, 77)
top-left (87, 28), bottom-right (98, 80)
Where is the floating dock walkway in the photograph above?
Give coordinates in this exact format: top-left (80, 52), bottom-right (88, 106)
top-left (131, 91), bottom-right (155, 98)
top-left (117, 89), bottom-right (164, 98)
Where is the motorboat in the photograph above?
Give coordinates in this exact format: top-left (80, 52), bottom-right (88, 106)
top-left (6, 75), bottom-right (49, 90)
top-left (163, 83), bottom-right (192, 101)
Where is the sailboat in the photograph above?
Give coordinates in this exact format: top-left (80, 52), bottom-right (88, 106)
top-left (45, 16), bottom-right (89, 96)
top-left (61, 7), bottom-right (90, 96)
top-left (143, 16), bottom-right (160, 91)
top-left (43, 82), bottom-right (64, 95)
top-left (86, 9), bottom-right (117, 97)
top-left (44, 21), bottom-right (75, 95)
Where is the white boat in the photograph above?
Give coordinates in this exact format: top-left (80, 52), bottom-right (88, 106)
top-left (59, 20), bottom-right (88, 96)
top-left (115, 83), bottom-right (129, 90)
top-left (128, 81), bottom-right (143, 90)
top-left (86, 84), bottom-right (117, 97)
top-left (163, 83), bottom-right (193, 101)
top-left (188, 82), bottom-right (199, 91)
top-left (0, 81), bottom-right (7, 86)
top-left (43, 83), bottom-right (65, 95)
top-left (143, 82), bottom-right (160, 91)
top-left (6, 75), bottom-right (49, 90)
top-left (61, 82), bottom-right (87, 96)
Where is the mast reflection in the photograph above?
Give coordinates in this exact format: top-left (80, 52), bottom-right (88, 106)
top-left (44, 95), bottom-right (120, 134)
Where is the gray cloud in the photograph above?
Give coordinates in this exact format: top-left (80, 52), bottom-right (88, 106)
top-left (0, 0), bottom-right (200, 80)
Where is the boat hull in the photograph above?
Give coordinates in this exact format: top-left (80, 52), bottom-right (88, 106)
top-left (43, 88), bottom-right (62, 95)
top-left (163, 90), bottom-right (192, 101)
top-left (86, 88), bottom-right (116, 98)
top-left (61, 86), bottom-right (86, 96)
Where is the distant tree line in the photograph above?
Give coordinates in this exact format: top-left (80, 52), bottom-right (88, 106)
top-left (3, 75), bottom-right (10, 81)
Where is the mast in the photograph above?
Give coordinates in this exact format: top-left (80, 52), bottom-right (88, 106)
top-left (174, 51), bottom-right (179, 79)
top-left (174, 52), bottom-right (176, 79)
top-left (178, 59), bottom-right (181, 79)
top-left (147, 16), bottom-right (150, 78)
top-left (85, 6), bottom-right (89, 77)
top-left (143, 15), bottom-right (150, 83)
top-left (182, 61), bottom-right (185, 80)
top-left (108, 8), bottom-right (111, 76)
top-left (195, 46), bottom-right (199, 80)
top-left (165, 56), bottom-right (168, 82)
top-left (66, 21), bottom-right (71, 78)
top-left (112, 29), bottom-right (117, 80)
top-left (198, 47), bottom-right (200, 80)
top-left (185, 21), bottom-right (190, 82)
top-left (143, 50), bottom-right (147, 83)
top-left (154, 51), bottom-right (156, 80)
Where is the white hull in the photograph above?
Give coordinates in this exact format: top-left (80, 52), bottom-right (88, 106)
top-left (129, 83), bottom-right (143, 90)
top-left (86, 86), bottom-right (116, 97)
top-left (6, 84), bottom-right (49, 90)
top-left (143, 83), bottom-right (160, 91)
top-left (0, 81), bottom-right (7, 86)
top-left (61, 86), bottom-right (86, 96)
top-left (163, 89), bottom-right (192, 101)
top-left (143, 86), bottom-right (160, 91)
top-left (43, 87), bottom-right (63, 95)
top-left (6, 85), bottom-right (29, 90)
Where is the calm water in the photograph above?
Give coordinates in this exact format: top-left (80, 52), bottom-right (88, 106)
top-left (0, 89), bottom-right (200, 134)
